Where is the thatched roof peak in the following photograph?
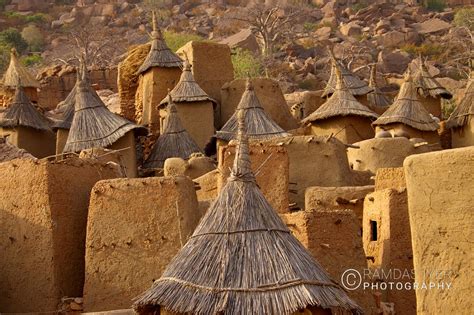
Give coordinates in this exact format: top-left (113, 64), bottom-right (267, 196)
top-left (446, 76), bottom-right (474, 129)
top-left (0, 85), bottom-right (51, 131)
top-left (216, 79), bottom-right (289, 141)
top-left (322, 54), bottom-right (373, 97)
top-left (143, 94), bottom-right (201, 168)
top-left (367, 64), bottom-right (391, 110)
top-left (159, 58), bottom-right (216, 106)
top-left (63, 76), bottom-right (146, 153)
top-left (303, 68), bottom-right (378, 123)
top-left (134, 105), bottom-right (361, 315)
top-left (137, 11), bottom-right (182, 74)
top-left (373, 71), bottom-right (439, 131)
top-left (414, 58), bottom-right (452, 99)
top-left (2, 48), bottom-right (40, 88)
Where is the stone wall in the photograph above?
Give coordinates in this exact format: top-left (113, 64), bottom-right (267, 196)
top-left (0, 158), bottom-right (120, 313)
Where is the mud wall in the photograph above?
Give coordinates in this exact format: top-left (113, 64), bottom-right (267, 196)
top-left (310, 116), bottom-right (375, 145)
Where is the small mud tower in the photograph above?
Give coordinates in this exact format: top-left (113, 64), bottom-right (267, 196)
top-left (0, 85), bottom-right (55, 158)
top-left (413, 58), bottom-right (452, 118)
top-left (0, 48), bottom-right (40, 106)
top-left (303, 65), bottom-right (379, 144)
top-left (158, 59), bottom-right (216, 149)
top-left (136, 11), bottom-right (182, 134)
top-left (372, 70), bottom-right (440, 144)
top-left (446, 75), bottom-right (474, 148)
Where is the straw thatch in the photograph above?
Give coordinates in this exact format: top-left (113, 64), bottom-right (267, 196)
top-left (303, 66), bottom-right (378, 123)
top-left (137, 11), bottom-right (182, 74)
top-left (367, 64), bottom-right (391, 110)
top-left (216, 80), bottom-right (289, 142)
top-left (322, 52), bottom-right (373, 97)
top-left (373, 70), bottom-right (439, 131)
top-left (0, 85), bottom-right (51, 131)
top-left (143, 96), bottom-right (201, 168)
top-left (133, 107), bottom-right (362, 315)
top-left (50, 78), bottom-right (78, 130)
top-left (1, 48), bottom-right (40, 88)
top-left (414, 59), bottom-right (452, 99)
top-left (159, 58), bottom-right (216, 106)
top-left (63, 76), bottom-right (147, 153)
top-left (0, 136), bottom-right (35, 162)
top-left (446, 76), bottom-right (474, 129)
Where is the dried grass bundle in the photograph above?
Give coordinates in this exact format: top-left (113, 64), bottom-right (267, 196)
top-left (63, 77), bottom-right (146, 153)
top-left (143, 97), bottom-right (201, 168)
top-left (0, 85), bottom-right (51, 131)
top-left (216, 80), bottom-right (288, 142)
top-left (303, 67), bottom-right (378, 123)
top-left (159, 59), bottom-right (216, 106)
top-left (414, 59), bottom-right (452, 99)
top-left (137, 11), bottom-right (182, 74)
top-left (367, 64), bottom-right (391, 110)
top-left (322, 53), bottom-right (372, 97)
top-left (2, 48), bottom-right (40, 88)
top-left (446, 76), bottom-right (474, 129)
top-left (373, 71), bottom-right (439, 131)
top-left (134, 108), bottom-right (361, 315)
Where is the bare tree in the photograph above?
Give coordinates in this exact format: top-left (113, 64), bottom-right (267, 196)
top-left (234, 4), bottom-right (300, 57)
top-left (439, 26), bottom-right (473, 78)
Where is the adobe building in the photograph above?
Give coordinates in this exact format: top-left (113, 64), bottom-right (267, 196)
top-left (285, 90), bottom-right (326, 121)
top-left (282, 209), bottom-right (376, 315)
top-left (347, 137), bottom-right (437, 175)
top-left (144, 98), bottom-right (201, 169)
top-left (217, 140), bottom-right (289, 214)
top-left (63, 73), bottom-right (147, 178)
top-left (413, 58), bottom-right (453, 118)
top-left (322, 51), bottom-right (373, 108)
top-left (302, 66), bottom-right (379, 144)
top-left (220, 77), bottom-right (298, 130)
top-left (136, 11), bottom-right (182, 132)
top-left (0, 136), bottom-right (34, 162)
top-left (163, 154), bottom-right (215, 180)
top-left (176, 41), bottom-right (234, 125)
top-left (366, 64), bottom-right (391, 115)
top-left (133, 108), bottom-right (361, 315)
top-left (446, 75), bottom-right (474, 148)
top-left (0, 48), bottom-right (40, 106)
top-left (83, 175), bottom-right (201, 312)
top-left (216, 80), bottom-right (288, 147)
top-left (0, 157), bottom-right (120, 313)
top-left (265, 135), bottom-right (373, 209)
top-left (0, 85), bottom-right (55, 158)
top-left (363, 167), bottom-right (416, 315)
top-left (404, 147), bottom-right (473, 315)
top-left (158, 59), bottom-right (216, 149)
top-left (372, 70), bottom-right (440, 143)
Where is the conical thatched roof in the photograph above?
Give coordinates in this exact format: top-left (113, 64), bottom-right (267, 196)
top-left (216, 80), bottom-right (289, 142)
top-left (159, 58), bottom-right (216, 106)
top-left (137, 11), bottom-right (182, 74)
top-left (373, 70), bottom-right (439, 131)
top-left (63, 76), bottom-right (147, 153)
top-left (51, 78), bottom-right (78, 130)
top-left (367, 64), bottom-right (391, 110)
top-left (143, 96), bottom-right (201, 168)
top-left (414, 58), bottom-right (452, 99)
top-left (0, 85), bottom-right (51, 131)
top-left (303, 66), bottom-right (378, 123)
top-left (322, 52), bottom-right (372, 97)
top-left (2, 48), bottom-right (40, 88)
top-left (133, 108), bottom-right (362, 315)
top-left (446, 75), bottom-right (474, 129)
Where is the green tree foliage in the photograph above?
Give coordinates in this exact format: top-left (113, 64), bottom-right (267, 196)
top-left (423, 0), bottom-right (446, 12)
top-left (454, 8), bottom-right (474, 31)
top-left (22, 54), bottom-right (43, 67)
top-left (231, 48), bottom-right (263, 79)
top-left (163, 31), bottom-right (203, 52)
top-left (21, 24), bottom-right (44, 51)
top-left (0, 28), bottom-right (28, 53)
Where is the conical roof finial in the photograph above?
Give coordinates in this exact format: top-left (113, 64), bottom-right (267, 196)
top-left (183, 55), bottom-right (191, 71)
top-left (335, 64), bottom-right (345, 90)
top-left (404, 68), bottom-right (412, 82)
top-left (151, 10), bottom-right (161, 39)
top-left (230, 105), bottom-right (254, 182)
top-left (369, 64), bottom-right (377, 87)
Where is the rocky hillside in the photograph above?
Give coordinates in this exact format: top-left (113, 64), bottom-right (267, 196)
top-left (0, 1), bottom-right (473, 99)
